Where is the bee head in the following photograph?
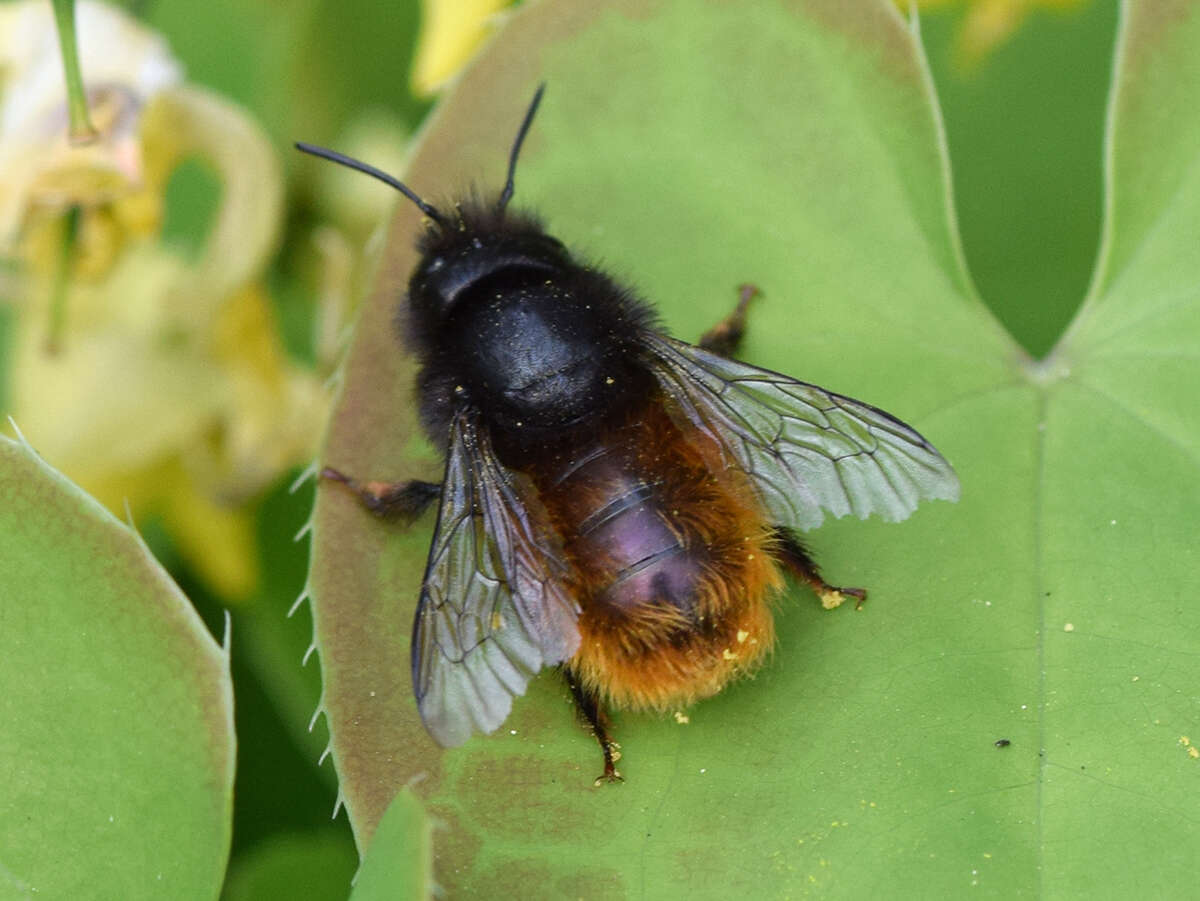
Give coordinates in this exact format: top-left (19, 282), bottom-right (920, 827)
top-left (295, 83), bottom-right (551, 331)
top-left (407, 207), bottom-right (569, 324)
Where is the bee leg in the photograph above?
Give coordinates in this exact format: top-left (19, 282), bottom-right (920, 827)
top-left (320, 467), bottom-right (441, 522)
top-left (772, 527), bottom-right (867, 610)
top-left (563, 668), bottom-right (623, 785)
top-left (698, 283), bottom-right (759, 357)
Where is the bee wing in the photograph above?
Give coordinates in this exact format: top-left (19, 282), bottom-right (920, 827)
top-left (413, 410), bottom-right (580, 747)
top-left (646, 334), bottom-right (959, 530)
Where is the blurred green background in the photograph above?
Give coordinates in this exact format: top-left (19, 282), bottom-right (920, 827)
top-left (0, 0), bottom-right (1121, 896)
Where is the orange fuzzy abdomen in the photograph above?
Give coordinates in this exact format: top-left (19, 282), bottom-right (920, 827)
top-left (531, 398), bottom-right (782, 712)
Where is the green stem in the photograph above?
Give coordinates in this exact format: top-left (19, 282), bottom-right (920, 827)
top-left (50, 0), bottom-right (97, 143)
top-left (46, 206), bottom-right (82, 355)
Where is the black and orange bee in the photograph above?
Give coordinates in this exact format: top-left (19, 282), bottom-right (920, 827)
top-left (298, 86), bottom-right (959, 782)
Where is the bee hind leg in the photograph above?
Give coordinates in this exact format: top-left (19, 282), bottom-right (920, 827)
top-left (698, 283), bottom-right (759, 357)
top-left (772, 527), bottom-right (867, 610)
top-left (562, 668), bottom-right (623, 786)
top-left (320, 467), bottom-right (440, 522)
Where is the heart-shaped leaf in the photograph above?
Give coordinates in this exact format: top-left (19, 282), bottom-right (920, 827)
top-left (307, 0), bottom-right (1200, 894)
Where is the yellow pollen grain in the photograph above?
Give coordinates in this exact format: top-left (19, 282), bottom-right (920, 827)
top-left (722, 648), bottom-right (738, 661)
top-left (673, 711), bottom-right (690, 724)
top-left (605, 376), bottom-right (614, 385)
top-left (737, 630), bottom-right (749, 644)
top-left (1191, 748), bottom-right (1200, 760)
top-left (490, 612), bottom-right (504, 631)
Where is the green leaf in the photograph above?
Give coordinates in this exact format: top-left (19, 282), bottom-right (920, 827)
top-left (308, 0), bottom-right (1200, 895)
top-left (0, 433), bottom-right (234, 897)
top-left (222, 828), bottom-right (357, 901)
top-left (347, 790), bottom-right (432, 901)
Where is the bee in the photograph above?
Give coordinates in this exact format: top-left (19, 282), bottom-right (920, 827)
top-left (297, 86), bottom-right (959, 783)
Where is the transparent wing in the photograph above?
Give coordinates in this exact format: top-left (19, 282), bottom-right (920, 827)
top-left (412, 410), bottom-right (580, 747)
top-left (646, 334), bottom-right (959, 530)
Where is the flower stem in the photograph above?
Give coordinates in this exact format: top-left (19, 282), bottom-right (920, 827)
top-left (46, 206), bottom-right (81, 355)
top-left (50, 0), bottom-right (98, 143)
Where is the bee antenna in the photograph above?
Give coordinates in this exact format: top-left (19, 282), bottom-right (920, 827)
top-left (497, 83), bottom-right (546, 213)
top-left (294, 142), bottom-right (447, 227)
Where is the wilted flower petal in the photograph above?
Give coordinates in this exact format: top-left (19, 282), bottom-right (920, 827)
top-left (3, 2), bottom-right (326, 601)
top-left (0, 0), bottom-right (180, 242)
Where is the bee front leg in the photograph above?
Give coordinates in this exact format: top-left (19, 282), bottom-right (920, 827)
top-left (563, 668), bottom-right (623, 785)
top-left (772, 527), bottom-right (867, 611)
top-left (698, 283), bottom-right (759, 357)
top-left (321, 467), bottom-right (441, 522)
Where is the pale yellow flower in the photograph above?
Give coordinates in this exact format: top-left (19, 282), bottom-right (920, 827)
top-left (0, 0), bottom-right (179, 247)
top-left (299, 108), bottom-right (410, 368)
top-left (2, 1), bottom-right (328, 599)
top-left (309, 109), bottom-right (409, 240)
top-left (410, 0), bottom-right (513, 97)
